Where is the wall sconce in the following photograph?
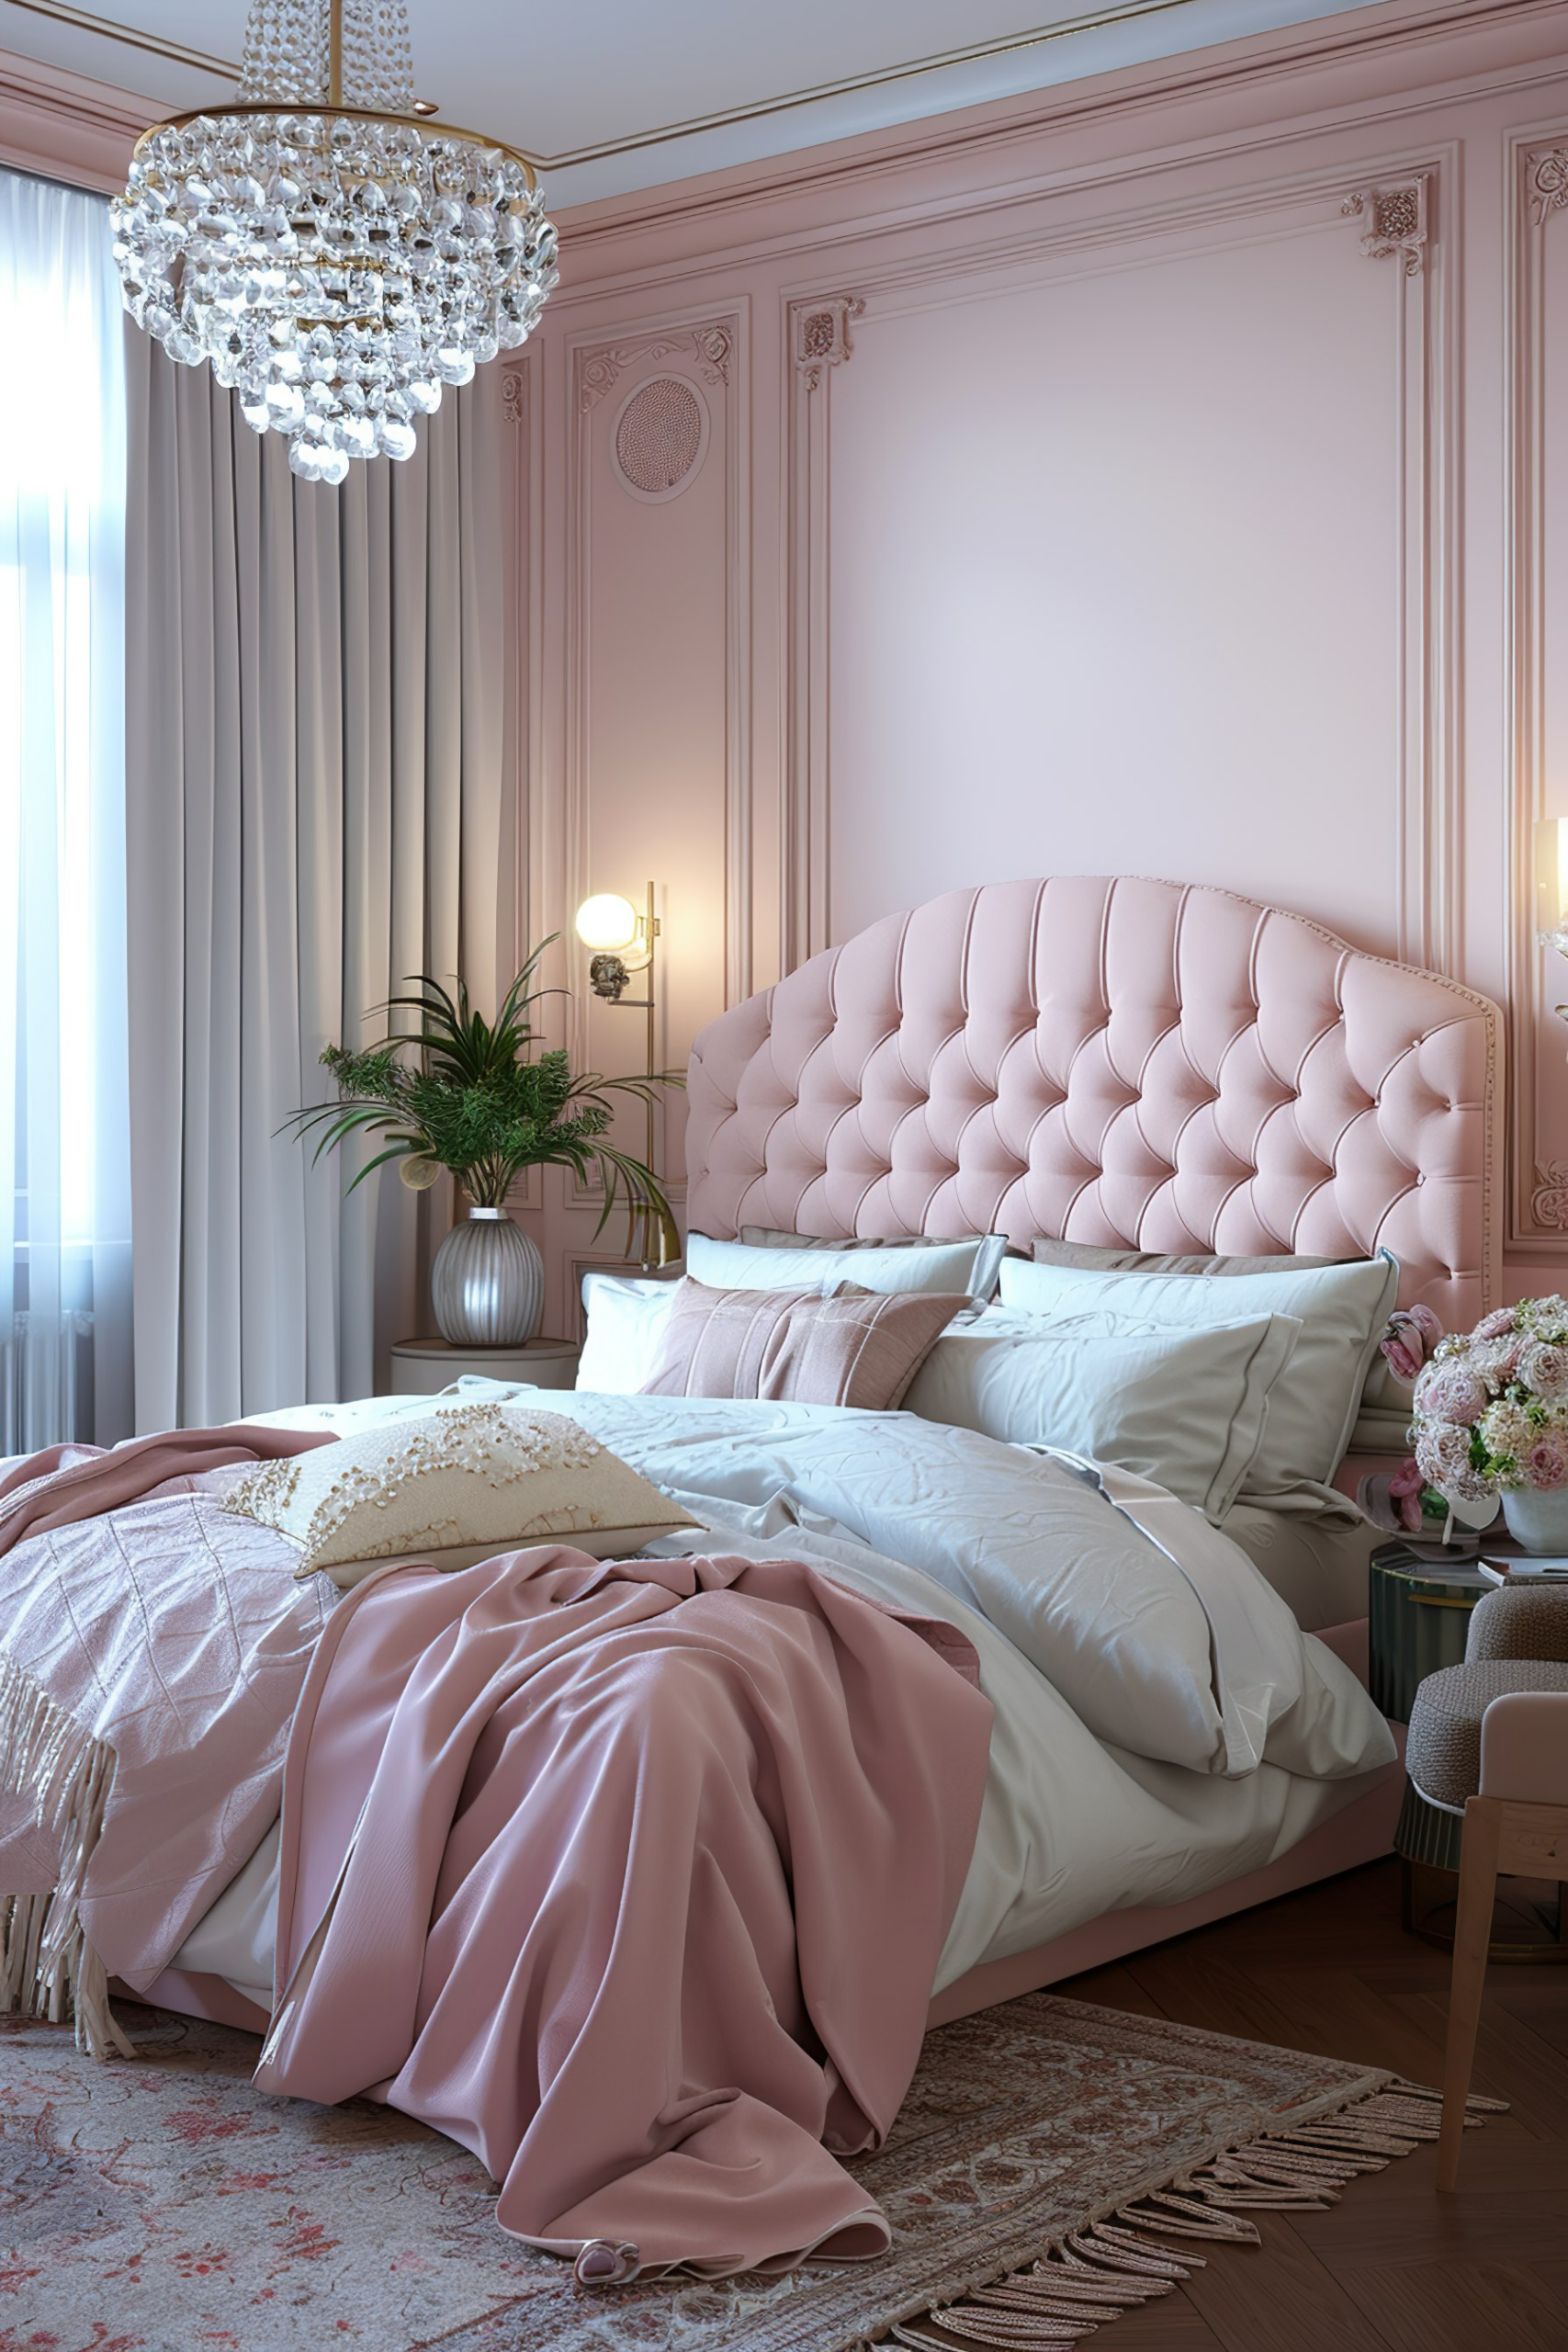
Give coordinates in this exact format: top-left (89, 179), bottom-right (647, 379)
top-left (1537, 820), bottom-right (1568, 1022)
top-left (573, 882), bottom-right (676, 1268)
top-left (574, 888), bottom-right (655, 1002)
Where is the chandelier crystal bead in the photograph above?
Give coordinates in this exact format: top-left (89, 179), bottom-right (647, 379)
top-left (111, 0), bottom-right (557, 484)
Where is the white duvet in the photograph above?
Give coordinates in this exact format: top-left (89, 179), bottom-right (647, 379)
top-left (194, 1382), bottom-right (1394, 2001)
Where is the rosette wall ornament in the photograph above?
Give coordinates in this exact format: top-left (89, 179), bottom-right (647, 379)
top-left (110, 0), bottom-right (558, 483)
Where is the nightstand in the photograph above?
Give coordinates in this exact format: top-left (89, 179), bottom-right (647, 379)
top-left (389, 1336), bottom-right (581, 1395)
top-left (1369, 1540), bottom-right (1490, 1722)
top-left (1371, 1537), bottom-right (1562, 1957)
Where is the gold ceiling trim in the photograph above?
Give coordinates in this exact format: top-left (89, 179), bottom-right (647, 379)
top-left (2, 0), bottom-right (1205, 168)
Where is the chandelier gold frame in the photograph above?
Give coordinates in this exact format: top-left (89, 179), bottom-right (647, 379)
top-left (130, 0), bottom-right (539, 191)
top-left (133, 105), bottom-right (539, 192)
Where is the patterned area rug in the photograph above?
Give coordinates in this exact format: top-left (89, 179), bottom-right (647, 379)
top-left (0, 1992), bottom-right (1484, 2352)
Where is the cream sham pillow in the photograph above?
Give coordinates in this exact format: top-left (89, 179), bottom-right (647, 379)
top-left (997, 1252), bottom-right (1398, 1503)
top-left (687, 1229), bottom-right (1006, 1301)
top-left (735, 1227), bottom-right (1010, 1301)
top-left (902, 1305), bottom-right (1302, 1522)
top-left (222, 1401), bottom-right (697, 1587)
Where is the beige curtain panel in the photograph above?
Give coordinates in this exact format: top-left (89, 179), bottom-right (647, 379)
top-left (124, 336), bottom-right (515, 1429)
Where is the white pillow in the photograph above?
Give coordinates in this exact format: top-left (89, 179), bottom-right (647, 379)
top-left (577, 1270), bottom-right (752, 1394)
top-left (687, 1230), bottom-right (1005, 1301)
top-left (222, 1400), bottom-right (696, 1587)
top-left (996, 1252), bottom-right (1398, 1502)
top-left (902, 1305), bottom-right (1302, 1521)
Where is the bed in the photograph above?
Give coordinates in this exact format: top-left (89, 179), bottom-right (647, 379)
top-left (0, 872), bottom-right (1503, 2280)
top-left (680, 873), bottom-right (1502, 2018)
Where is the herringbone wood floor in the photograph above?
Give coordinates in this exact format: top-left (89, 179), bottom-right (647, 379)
top-left (1055, 1858), bottom-right (1568, 2352)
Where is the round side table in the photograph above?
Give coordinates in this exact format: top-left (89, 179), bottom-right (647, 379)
top-left (389, 1336), bottom-right (581, 1396)
top-left (1371, 1538), bottom-right (1565, 1959)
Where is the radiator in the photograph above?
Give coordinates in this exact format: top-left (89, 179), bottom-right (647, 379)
top-left (2, 1310), bottom-right (96, 1457)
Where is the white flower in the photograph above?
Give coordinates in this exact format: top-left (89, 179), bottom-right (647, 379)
top-left (1479, 1399), bottom-right (1533, 1464)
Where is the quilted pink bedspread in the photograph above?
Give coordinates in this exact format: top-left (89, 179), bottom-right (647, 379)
top-left (0, 1434), bottom-right (334, 1988)
top-left (255, 1544), bottom-right (993, 2280)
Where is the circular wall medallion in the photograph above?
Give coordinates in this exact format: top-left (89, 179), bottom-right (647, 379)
top-left (611, 372), bottom-right (709, 503)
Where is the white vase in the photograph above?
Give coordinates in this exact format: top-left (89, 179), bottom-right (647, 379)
top-left (1500, 1484), bottom-right (1568, 1555)
top-left (430, 1208), bottom-right (545, 1347)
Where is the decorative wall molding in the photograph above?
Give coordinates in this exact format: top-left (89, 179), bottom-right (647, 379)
top-left (563, 305), bottom-right (750, 1209)
top-left (783, 291), bottom-right (864, 967)
top-left (577, 322), bottom-right (734, 411)
top-left (1529, 146), bottom-right (1568, 224)
top-left (0, 50), bottom-right (147, 193)
top-left (782, 158), bottom-right (1455, 975)
top-left (1342, 176), bottom-right (1429, 275)
top-left (1532, 1161), bottom-right (1568, 1234)
top-left (1506, 129), bottom-right (1568, 1251)
top-left (501, 358), bottom-right (540, 1213)
top-left (792, 297), bottom-right (863, 390)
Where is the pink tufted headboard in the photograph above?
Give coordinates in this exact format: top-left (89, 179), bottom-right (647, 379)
top-left (686, 877), bottom-right (1503, 1328)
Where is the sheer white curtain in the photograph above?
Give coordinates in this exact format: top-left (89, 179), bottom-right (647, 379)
top-left (0, 169), bottom-right (132, 1451)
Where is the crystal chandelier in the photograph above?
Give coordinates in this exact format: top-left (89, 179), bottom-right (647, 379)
top-left (111, 0), bottom-right (558, 484)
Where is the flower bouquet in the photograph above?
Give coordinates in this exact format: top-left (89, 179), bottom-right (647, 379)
top-left (1411, 1295), bottom-right (1568, 1547)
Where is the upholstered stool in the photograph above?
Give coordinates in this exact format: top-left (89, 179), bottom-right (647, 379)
top-left (1408, 1658), bottom-right (1568, 1811)
top-left (1411, 1582), bottom-right (1568, 2188)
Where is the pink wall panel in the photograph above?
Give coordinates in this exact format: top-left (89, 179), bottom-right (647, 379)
top-left (825, 224), bottom-right (1402, 950)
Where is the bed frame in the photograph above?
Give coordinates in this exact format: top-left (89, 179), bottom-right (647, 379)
top-left (683, 876), bottom-right (1504, 2020)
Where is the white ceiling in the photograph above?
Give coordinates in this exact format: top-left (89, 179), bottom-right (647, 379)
top-left (1, 0), bottom-right (1382, 206)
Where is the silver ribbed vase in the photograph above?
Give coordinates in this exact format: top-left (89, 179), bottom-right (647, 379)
top-left (430, 1208), bottom-right (545, 1346)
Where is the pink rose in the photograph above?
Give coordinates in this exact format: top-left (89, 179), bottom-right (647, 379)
top-left (1527, 1437), bottom-right (1568, 1492)
top-left (1520, 1340), bottom-right (1568, 1401)
top-left (1389, 1456), bottom-right (1428, 1533)
top-left (1415, 1363), bottom-right (1487, 1426)
top-left (1416, 1421), bottom-right (1492, 1501)
top-left (1474, 1307), bottom-right (1519, 1340)
top-left (1476, 1339), bottom-right (1523, 1385)
top-left (1381, 1305), bottom-right (1443, 1384)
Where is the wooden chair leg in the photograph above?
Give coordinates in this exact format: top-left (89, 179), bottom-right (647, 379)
top-left (1438, 1795), bottom-right (1501, 2191)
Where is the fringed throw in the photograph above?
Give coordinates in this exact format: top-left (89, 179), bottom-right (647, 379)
top-left (880, 2077), bottom-right (1506, 2349)
top-left (0, 1654), bottom-right (130, 2059)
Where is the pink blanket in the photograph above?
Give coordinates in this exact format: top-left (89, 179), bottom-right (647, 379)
top-left (255, 1544), bottom-right (993, 2280)
top-left (0, 1424), bottom-right (335, 1557)
top-left (0, 1427), bottom-right (334, 2054)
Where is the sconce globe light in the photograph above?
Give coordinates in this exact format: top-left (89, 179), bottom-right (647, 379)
top-left (574, 893), bottom-right (640, 953)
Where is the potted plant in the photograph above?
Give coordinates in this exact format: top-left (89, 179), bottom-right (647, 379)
top-left (1411, 1295), bottom-right (1568, 1551)
top-left (286, 941), bottom-right (679, 1347)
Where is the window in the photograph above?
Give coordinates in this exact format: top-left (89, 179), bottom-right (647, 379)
top-left (0, 166), bottom-right (131, 1450)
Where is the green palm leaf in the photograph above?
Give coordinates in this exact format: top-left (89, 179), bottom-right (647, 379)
top-left (284, 944), bottom-right (684, 1245)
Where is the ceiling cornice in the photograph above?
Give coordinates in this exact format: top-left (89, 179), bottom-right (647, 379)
top-left (3, 0), bottom-right (230, 77)
top-left (0, 0), bottom-right (1227, 168)
top-left (554, 0), bottom-right (1561, 244)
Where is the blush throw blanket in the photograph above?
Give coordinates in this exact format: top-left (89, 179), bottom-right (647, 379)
top-left (0, 1427), bottom-right (335, 2054)
top-left (255, 1544), bottom-right (993, 2279)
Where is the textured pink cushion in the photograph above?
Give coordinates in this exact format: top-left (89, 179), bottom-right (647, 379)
top-left (638, 1279), bottom-right (964, 1408)
top-left (685, 877), bottom-right (1502, 1332)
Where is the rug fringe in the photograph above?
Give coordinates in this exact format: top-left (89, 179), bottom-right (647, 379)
top-left (873, 2076), bottom-right (1503, 2349)
top-left (0, 1655), bottom-right (129, 2060)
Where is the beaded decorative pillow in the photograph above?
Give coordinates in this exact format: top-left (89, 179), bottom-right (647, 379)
top-left (221, 1402), bottom-right (696, 1587)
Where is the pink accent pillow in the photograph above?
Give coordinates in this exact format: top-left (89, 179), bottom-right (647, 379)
top-left (637, 1279), bottom-right (964, 1408)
